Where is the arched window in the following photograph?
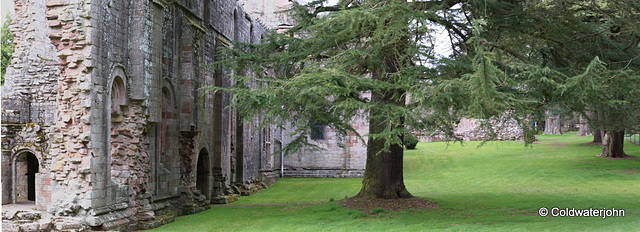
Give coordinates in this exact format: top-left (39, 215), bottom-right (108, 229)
top-left (160, 87), bottom-right (173, 154)
top-left (310, 123), bottom-right (326, 140)
top-left (108, 67), bottom-right (128, 186)
top-left (155, 82), bottom-right (176, 195)
top-left (196, 148), bottom-right (210, 198)
top-left (249, 21), bottom-right (253, 44)
top-left (111, 75), bottom-right (126, 116)
top-left (233, 10), bottom-right (238, 41)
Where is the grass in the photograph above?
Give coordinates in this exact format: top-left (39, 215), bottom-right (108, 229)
top-left (152, 133), bottom-right (640, 231)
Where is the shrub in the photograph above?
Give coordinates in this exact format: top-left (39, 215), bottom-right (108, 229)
top-left (404, 133), bottom-right (418, 149)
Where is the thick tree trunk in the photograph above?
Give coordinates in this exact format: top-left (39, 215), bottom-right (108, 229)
top-left (357, 132), bottom-right (412, 199)
top-left (576, 114), bottom-right (590, 136)
top-left (544, 110), bottom-right (562, 135)
top-left (600, 131), bottom-right (626, 158)
top-left (357, 61), bottom-right (411, 199)
top-left (357, 94), bottom-right (412, 199)
top-left (592, 130), bottom-right (603, 144)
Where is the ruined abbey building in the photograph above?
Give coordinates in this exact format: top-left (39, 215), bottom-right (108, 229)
top-left (0, 0), bottom-right (295, 230)
top-left (0, 0), bottom-right (532, 230)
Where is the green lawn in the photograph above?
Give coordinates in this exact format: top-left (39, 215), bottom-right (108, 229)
top-left (152, 133), bottom-right (640, 231)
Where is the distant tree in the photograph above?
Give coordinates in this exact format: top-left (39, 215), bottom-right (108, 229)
top-left (592, 130), bottom-right (603, 144)
top-left (566, 58), bottom-right (640, 158)
top-left (559, 1), bottom-right (640, 158)
top-left (575, 114), bottom-right (590, 137)
top-left (543, 106), bottom-right (564, 135)
top-left (1, 14), bottom-right (15, 85)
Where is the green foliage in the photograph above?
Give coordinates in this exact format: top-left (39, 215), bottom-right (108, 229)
top-left (153, 134), bottom-right (640, 231)
top-left (564, 58), bottom-right (640, 133)
top-left (475, 0), bottom-right (640, 135)
top-left (404, 133), bottom-right (418, 150)
top-left (210, 0), bottom-right (640, 157)
top-left (1, 14), bottom-right (15, 85)
top-left (210, 0), bottom-right (527, 154)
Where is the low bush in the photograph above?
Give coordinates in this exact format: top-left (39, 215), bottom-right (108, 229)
top-left (404, 134), bottom-right (418, 149)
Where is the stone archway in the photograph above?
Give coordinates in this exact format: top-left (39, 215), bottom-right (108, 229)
top-left (196, 148), bottom-right (210, 199)
top-left (12, 151), bottom-right (39, 203)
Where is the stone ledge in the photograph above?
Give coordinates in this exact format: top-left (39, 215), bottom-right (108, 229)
top-left (91, 202), bottom-right (128, 216)
top-left (150, 194), bottom-right (180, 203)
top-left (283, 169), bottom-right (365, 178)
top-left (211, 194), bottom-right (239, 204)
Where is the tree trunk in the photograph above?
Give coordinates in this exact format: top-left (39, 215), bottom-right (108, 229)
top-left (543, 110), bottom-right (562, 135)
top-left (356, 55), bottom-right (412, 199)
top-left (576, 114), bottom-right (590, 136)
top-left (357, 91), bottom-right (412, 199)
top-left (592, 130), bottom-right (602, 144)
top-left (357, 132), bottom-right (412, 199)
top-left (600, 131), bottom-right (626, 158)
top-left (586, 111), bottom-right (602, 142)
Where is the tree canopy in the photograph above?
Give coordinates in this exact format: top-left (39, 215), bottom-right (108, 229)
top-left (212, 0), bottom-right (640, 198)
top-left (1, 14), bottom-right (15, 85)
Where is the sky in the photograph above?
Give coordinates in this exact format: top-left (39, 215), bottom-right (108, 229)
top-left (1, 0), bottom-right (14, 25)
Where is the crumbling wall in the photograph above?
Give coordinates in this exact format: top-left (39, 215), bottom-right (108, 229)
top-left (40, 0), bottom-right (101, 220)
top-left (419, 117), bottom-right (525, 142)
top-left (238, 0), bottom-right (293, 30)
top-left (456, 117), bottom-right (524, 141)
top-left (1, 0), bottom-right (59, 126)
top-left (1, 0), bottom-right (59, 208)
top-left (2, 0), bottom-right (280, 230)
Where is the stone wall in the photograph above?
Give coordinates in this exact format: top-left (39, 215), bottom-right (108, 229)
top-left (238, 0), bottom-right (292, 29)
top-left (281, 112), bottom-right (368, 178)
top-left (419, 117), bottom-right (525, 142)
top-left (1, 0), bottom-right (59, 210)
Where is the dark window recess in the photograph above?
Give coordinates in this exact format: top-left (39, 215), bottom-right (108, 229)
top-left (310, 123), bottom-right (325, 140)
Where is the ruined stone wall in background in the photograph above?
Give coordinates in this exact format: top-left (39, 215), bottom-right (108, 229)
top-left (418, 117), bottom-right (525, 142)
top-left (238, 0), bottom-right (293, 29)
top-left (282, 114), bottom-right (368, 178)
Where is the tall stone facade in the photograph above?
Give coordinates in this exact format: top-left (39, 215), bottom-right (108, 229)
top-left (2, 0), bottom-right (282, 230)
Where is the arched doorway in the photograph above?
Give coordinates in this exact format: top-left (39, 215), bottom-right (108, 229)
top-left (13, 152), bottom-right (39, 203)
top-left (196, 148), bottom-right (210, 198)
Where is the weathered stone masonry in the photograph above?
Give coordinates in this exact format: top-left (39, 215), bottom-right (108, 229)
top-left (2, 0), bottom-right (282, 230)
top-left (2, 0), bottom-right (60, 212)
